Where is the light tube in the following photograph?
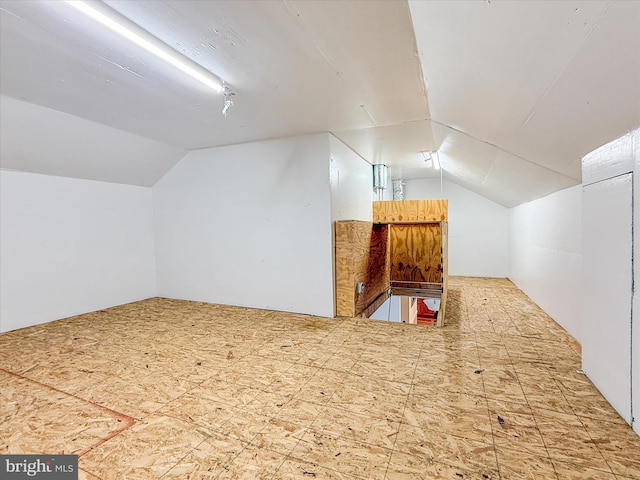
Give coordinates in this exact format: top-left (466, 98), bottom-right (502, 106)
top-left (421, 150), bottom-right (440, 169)
top-left (64, 0), bottom-right (224, 92)
top-left (433, 152), bottom-right (440, 170)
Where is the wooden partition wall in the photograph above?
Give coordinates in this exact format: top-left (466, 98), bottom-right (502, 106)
top-left (377, 200), bottom-right (448, 326)
top-left (335, 200), bottom-right (449, 326)
top-left (388, 221), bottom-right (448, 326)
top-left (389, 223), bottom-right (445, 284)
top-left (334, 221), bottom-right (390, 317)
top-left (373, 199), bottom-right (448, 223)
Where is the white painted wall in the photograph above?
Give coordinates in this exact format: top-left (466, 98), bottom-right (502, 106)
top-left (580, 128), bottom-right (638, 430)
top-left (582, 174), bottom-right (632, 423)
top-left (0, 170), bottom-right (156, 332)
top-left (370, 296), bottom-right (401, 322)
top-left (508, 185), bottom-right (582, 343)
top-left (153, 133), bottom-right (335, 317)
top-left (328, 134), bottom-right (373, 222)
top-left (404, 178), bottom-right (509, 277)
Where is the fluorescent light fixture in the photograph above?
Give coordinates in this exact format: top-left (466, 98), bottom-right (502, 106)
top-left (64, 0), bottom-right (224, 92)
top-left (421, 150), bottom-right (440, 169)
top-left (433, 151), bottom-right (440, 170)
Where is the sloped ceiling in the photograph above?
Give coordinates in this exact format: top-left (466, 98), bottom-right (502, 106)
top-left (409, 0), bottom-right (640, 206)
top-left (0, 95), bottom-right (187, 186)
top-left (0, 0), bottom-right (638, 205)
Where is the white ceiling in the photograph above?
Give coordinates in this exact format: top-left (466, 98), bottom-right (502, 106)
top-left (410, 0), bottom-right (640, 206)
top-left (0, 0), bottom-right (638, 206)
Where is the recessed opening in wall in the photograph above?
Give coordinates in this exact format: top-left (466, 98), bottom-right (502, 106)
top-left (370, 295), bottom-right (441, 325)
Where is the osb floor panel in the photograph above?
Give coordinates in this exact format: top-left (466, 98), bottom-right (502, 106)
top-left (1, 277), bottom-right (639, 479)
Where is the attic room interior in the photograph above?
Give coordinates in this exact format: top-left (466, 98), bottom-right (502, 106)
top-left (1, 0), bottom-right (639, 478)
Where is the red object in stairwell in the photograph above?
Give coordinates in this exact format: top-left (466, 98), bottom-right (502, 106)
top-left (417, 298), bottom-right (436, 319)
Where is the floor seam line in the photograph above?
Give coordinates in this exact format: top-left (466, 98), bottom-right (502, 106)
top-left (0, 367), bottom-right (135, 458)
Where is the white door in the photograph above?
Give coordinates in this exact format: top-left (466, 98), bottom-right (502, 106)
top-left (582, 173), bottom-right (633, 424)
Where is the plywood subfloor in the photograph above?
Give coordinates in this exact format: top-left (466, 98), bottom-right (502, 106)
top-left (1, 277), bottom-right (639, 479)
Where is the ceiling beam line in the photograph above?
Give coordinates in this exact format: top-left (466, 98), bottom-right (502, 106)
top-left (430, 118), bottom-right (580, 182)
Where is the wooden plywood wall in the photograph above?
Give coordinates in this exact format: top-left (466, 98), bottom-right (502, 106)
top-left (390, 223), bottom-right (443, 284)
top-left (335, 221), bottom-right (390, 317)
top-left (374, 200), bottom-right (448, 223)
top-left (441, 222), bottom-right (448, 281)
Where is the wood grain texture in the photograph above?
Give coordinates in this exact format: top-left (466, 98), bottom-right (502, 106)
top-left (334, 221), bottom-right (390, 317)
top-left (390, 223), bottom-right (443, 284)
top-left (388, 221), bottom-right (448, 326)
top-left (334, 221), bottom-right (361, 316)
top-left (441, 222), bottom-right (448, 280)
top-left (390, 284), bottom-right (443, 297)
top-left (354, 223), bottom-right (390, 316)
top-left (359, 290), bottom-right (390, 318)
top-left (437, 282), bottom-right (447, 327)
top-left (0, 283), bottom-right (608, 479)
top-left (438, 222), bottom-right (448, 326)
top-left (373, 199), bottom-right (448, 223)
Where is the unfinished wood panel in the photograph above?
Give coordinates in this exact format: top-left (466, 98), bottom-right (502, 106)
top-left (437, 285), bottom-right (447, 327)
top-left (373, 199), bottom-right (448, 223)
top-left (391, 282), bottom-right (443, 298)
top-left (390, 223), bottom-right (443, 284)
top-left (438, 221), bottom-right (448, 327)
top-left (334, 221), bottom-right (364, 317)
top-left (335, 221), bottom-right (390, 317)
top-left (1, 285), bottom-right (619, 479)
top-left (354, 224), bottom-right (390, 317)
top-left (386, 221), bottom-right (448, 326)
top-left (441, 221), bottom-right (448, 280)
